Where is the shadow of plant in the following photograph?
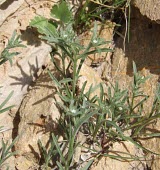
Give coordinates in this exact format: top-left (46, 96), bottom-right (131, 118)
top-left (9, 57), bottom-right (39, 90)
top-left (20, 27), bottom-right (42, 47)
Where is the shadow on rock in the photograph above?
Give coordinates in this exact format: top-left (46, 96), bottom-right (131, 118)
top-left (115, 6), bottom-right (160, 76)
top-left (0, 0), bottom-right (16, 9)
top-left (9, 57), bottom-right (39, 90)
top-left (20, 27), bottom-right (42, 47)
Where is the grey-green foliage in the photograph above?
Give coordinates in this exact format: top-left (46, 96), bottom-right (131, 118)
top-left (74, 0), bottom-right (131, 42)
top-left (0, 31), bottom-right (25, 169)
top-left (74, 0), bottom-right (130, 32)
top-left (0, 90), bottom-right (14, 115)
top-left (0, 31), bottom-right (26, 65)
top-left (87, 61), bottom-right (160, 157)
top-left (30, 1), bottom-right (160, 169)
top-left (30, 1), bottom-right (111, 169)
top-left (0, 138), bottom-right (18, 169)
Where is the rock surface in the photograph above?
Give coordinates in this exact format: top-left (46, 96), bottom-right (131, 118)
top-left (14, 62), bottom-right (61, 169)
top-left (0, 0), bottom-right (55, 169)
top-left (91, 141), bottom-right (145, 170)
top-left (80, 21), bottom-right (114, 81)
top-left (0, 0), bottom-right (160, 169)
top-left (79, 63), bottom-right (104, 98)
top-left (134, 0), bottom-right (160, 22)
top-left (111, 5), bottom-right (160, 170)
top-left (0, 0), bottom-right (55, 111)
top-left (0, 0), bottom-right (24, 26)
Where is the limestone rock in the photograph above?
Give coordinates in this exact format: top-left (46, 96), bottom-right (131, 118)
top-left (15, 156), bottom-right (39, 170)
top-left (0, 1), bottom-right (56, 168)
top-left (113, 6), bottom-right (160, 170)
top-left (0, 0), bottom-right (24, 26)
top-left (79, 63), bottom-right (105, 98)
top-left (14, 63), bottom-right (61, 169)
top-left (80, 21), bottom-right (114, 67)
top-left (0, 0), bottom-right (55, 151)
top-left (0, 0), bottom-right (56, 112)
top-left (91, 141), bottom-right (145, 170)
top-left (134, 0), bottom-right (160, 22)
top-left (0, 0), bottom-right (7, 5)
top-left (0, 44), bottom-right (51, 110)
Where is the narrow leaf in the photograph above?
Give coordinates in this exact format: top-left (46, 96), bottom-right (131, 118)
top-left (0, 91), bottom-right (14, 110)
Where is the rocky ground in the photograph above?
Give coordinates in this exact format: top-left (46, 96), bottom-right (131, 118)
top-left (0, 0), bottom-right (160, 169)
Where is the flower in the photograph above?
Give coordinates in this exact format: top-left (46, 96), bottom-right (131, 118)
top-left (71, 109), bottom-right (76, 114)
top-left (108, 118), bottom-right (112, 121)
top-left (118, 107), bottom-right (123, 111)
top-left (84, 97), bottom-right (87, 101)
top-left (93, 39), bottom-right (98, 44)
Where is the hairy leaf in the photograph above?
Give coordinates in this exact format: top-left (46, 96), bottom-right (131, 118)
top-left (51, 1), bottom-right (72, 23)
top-left (30, 16), bottom-right (56, 36)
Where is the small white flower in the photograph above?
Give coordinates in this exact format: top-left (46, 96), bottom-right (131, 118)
top-left (141, 76), bottom-right (145, 79)
top-left (82, 105), bottom-right (85, 109)
top-left (84, 97), bottom-right (87, 101)
top-left (64, 34), bottom-right (68, 38)
top-left (93, 39), bottom-right (98, 44)
top-left (118, 107), bottom-right (123, 111)
top-left (112, 127), bottom-right (117, 131)
top-left (71, 109), bottom-right (76, 114)
top-left (108, 118), bottom-right (112, 121)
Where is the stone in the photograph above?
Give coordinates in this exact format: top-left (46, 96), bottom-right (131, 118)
top-left (78, 63), bottom-right (105, 99)
top-left (14, 62), bottom-right (61, 169)
top-left (0, 0), bottom-right (54, 155)
top-left (134, 0), bottom-right (160, 22)
top-left (0, 0), bottom-right (24, 26)
top-left (112, 5), bottom-right (160, 170)
top-left (0, 0), bottom-right (7, 5)
top-left (0, 0), bottom-right (56, 112)
top-left (0, 1), bottom-right (56, 168)
top-left (90, 141), bottom-right (145, 170)
top-left (15, 156), bottom-right (39, 170)
top-left (80, 21), bottom-right (114, 67)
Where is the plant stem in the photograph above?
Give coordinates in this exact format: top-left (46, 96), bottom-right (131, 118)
top-left (72, 58), bottom-right (77, 97)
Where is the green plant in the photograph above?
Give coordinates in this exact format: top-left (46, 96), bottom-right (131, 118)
top-left (30, 1), bottom-right (160, 169)
top-left (85, 62), bottom-right (160, 159)
top-left (73, 0), bottom-right (131, 51)
top-left (38, 138), bottom-right (57, 169)
top-left (0, 88), bottom-right (16, 169)
top-left (0, 90), bottom-right (14, 133)
top-left (30, 1), bottom-right (111, 169)
top-left (0, 137), bottom-right (18, 169)
top-left (0, 90), bottom-right (14, 115)
top-left (73, 0), bottom-right (131, 32)
top-left (0, 31), bottom-right (25, 169)
top-left (0, 31), bottom-right (26, 65)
